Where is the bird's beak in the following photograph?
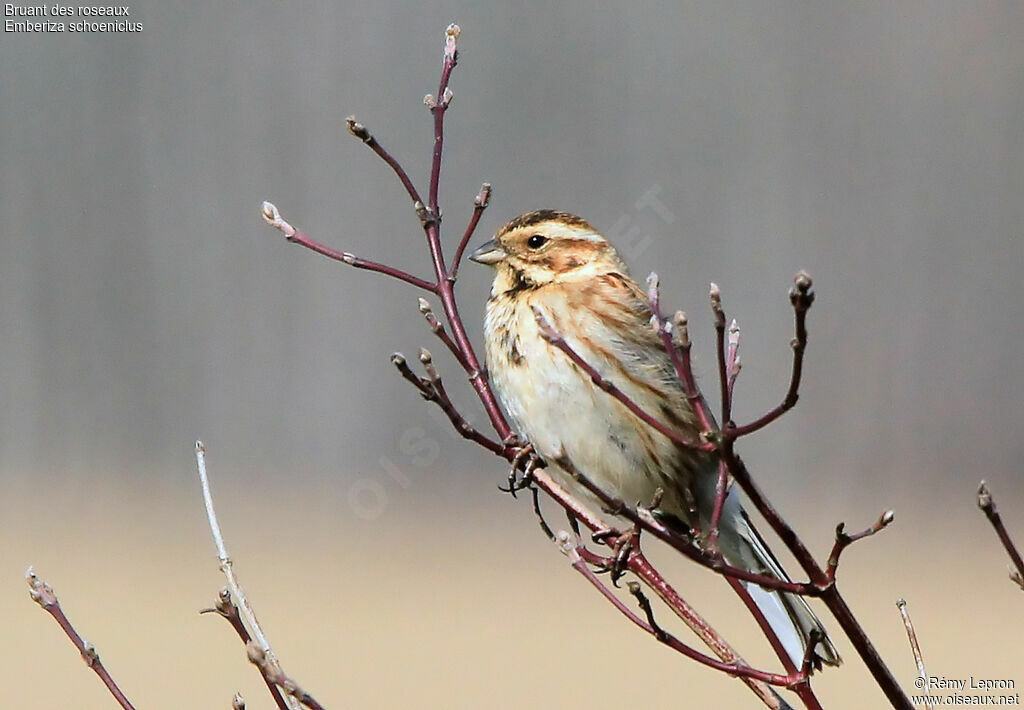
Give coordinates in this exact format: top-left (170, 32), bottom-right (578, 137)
top-left (468, 239), bottom-right (507, 265)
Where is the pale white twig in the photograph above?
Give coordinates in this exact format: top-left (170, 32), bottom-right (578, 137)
top-left (896, 598), bottom-right (931, 710)
top-left (196, 441), bottom-right (300, 710)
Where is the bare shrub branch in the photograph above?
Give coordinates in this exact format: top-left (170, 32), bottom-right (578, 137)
top-left (26, 568), bottom-right (137, 710)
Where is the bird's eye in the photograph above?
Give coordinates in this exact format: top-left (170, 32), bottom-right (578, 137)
top-left (526, 234), bottom-right (548, 249)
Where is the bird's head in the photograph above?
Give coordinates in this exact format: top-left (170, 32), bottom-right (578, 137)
top-left (469, 210), bottom-right (625, 291)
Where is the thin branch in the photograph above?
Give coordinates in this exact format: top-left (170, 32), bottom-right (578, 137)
top-left (427, 24), bottom-right (460, 216)
top-left (553, 450), bottom-right (813, 595)
top-left (262, 202), bottom-right (436, 292)
top-left (977, 481), bottom-right (1024, 589)
top-left (26, 568), bottom-right (137, 710)
top-left (558, 534), bottom-right (804, 688)
top-left (825, 511), bottom-right (895, 582)
top-left (645, 275), bottom-right (716, 433)
top-left (201, 589), bottom-right (290, 710)
top-left (196, 442), bottom-right (301, 710)
top-left (706, 459), bottom-right (731, 555)
top-left (533, 306), bottom-right (714, 453)
top-left (896, 599), bottom-right (932, 710)
top-left (449, 182), bottom-right (492, 281)
top-left (710, 283), bottom-right (731, 425)
top-left (626, 553), bottom-right (791, 709)
top-left (726, 319), bottom-right (741, 404)
top-left (418, 298), bottom-right (470, 370)
top-left (344, 116), bottom-right (424, 209)
top-left (390, 351), bottom-right (504, 455)
top-left (248, 644), bottom-right (327, 710)
top-left (726, 272), bottom-right (814, 439)
top-left (726, 576), bottom-right (796, 674)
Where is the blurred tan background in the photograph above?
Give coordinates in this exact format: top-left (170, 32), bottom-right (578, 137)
top-left (2, 2), bottom-right (1022, 708)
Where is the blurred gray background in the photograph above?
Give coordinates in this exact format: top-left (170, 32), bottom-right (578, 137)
top-left (2, 2), bottom-right (1022, 708)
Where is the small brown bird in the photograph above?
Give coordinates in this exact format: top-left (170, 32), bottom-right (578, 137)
top-left (471, 209), bottom-right (840, 669)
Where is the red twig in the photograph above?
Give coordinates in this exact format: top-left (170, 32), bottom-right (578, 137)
top-left (725, 272), bottom-right (813, 440)
top-left (261, 201), bottom-right (435, 292)
top-left (727, 576), bottom-right (799, 672)
top-left (449, 183), bottom-right (492, 281)
top-left (344, 116), bottom-right (423, 209)
top-left (645, 275), bottom-right (716, 433)
top-left (977, 481), bottom-right (1024, 589)
top-left (427, 24), bottom-right (460, 216)
top-left (560, 536), bottom-right (805, 688)
top-left (26, 569), bottom-right (137, 710)
top-left (710, 283), bottom-right (731, 425)
top-left (202, 589), bottom-right (290, 710)
top-left (533, 307), bottom-right (714, 453)
top-left (553, 450), bottom-right (812, 594)
top-left (825, 511), bottom-right (895, 582)
top-left (418, 298), bottom-right (471, 371)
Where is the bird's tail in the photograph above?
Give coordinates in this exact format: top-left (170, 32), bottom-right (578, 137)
top-left (722, 508), bottom-right (841, 670)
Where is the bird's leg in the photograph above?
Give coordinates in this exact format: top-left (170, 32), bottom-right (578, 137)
top-left (497, 442), bottom-right (536, 498)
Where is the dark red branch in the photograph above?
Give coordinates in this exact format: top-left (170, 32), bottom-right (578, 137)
top-left (562, 540), bottom-right (804, 687)
top-left (726, 272), bottom-right (813, 439)
top-left (427, 25), bottom-right (460, 215)
top-left (345, 117), bottom-right (424, 209)
top-left (706, 460), bottom-right (731, 554)
top-left (449, 183), bottom-right (492, 281)
top-left (418, 298), bottom-right (471, 371)
top-left (710, 283), bottom-right (731, 425)
top-left (726, 577), bottom-right (825, 710)
top-left (825, 511), bottom-right (895, 582)
top-left (26, 569), bottom-right (137, 710)
top-left (645, 276), bottom-right (717, 433)
top-left (727, 576), bottom-right (798, 674)
top-left (390, 351), bottom-right (504, 455)
top-left (554, 451), bottom-right (812, 595)
top-left (534, 307), bottom-right (714, 454)
top-left (261, 202), bottom-right (436, 292)
top-left (977, 481), bottom-right (1024, 590)
top-left (201, 589), bottom-right (289, 710)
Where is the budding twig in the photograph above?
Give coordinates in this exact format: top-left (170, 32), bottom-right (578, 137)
top-left (710, 283), bottom-right (731, 426)
top-left (345, 116), bottom-right (423, 210)
top-left (826, 511), bottom-right (895, 582)
top-left (196, 442), bottom-right (301, 710)
top-left (390, 352), bottom-right (504, 455)
top-left (248, 644), bottom-right (327, 710)
top-left (26, 568), bottom-right (137, 710)
top-left (726, 272), bottom-right (814, 439)
top-left (645, 276), bottom-right (716, 434)
top-left (201, 588), bottom-right (290, 710)
top-left (449, 182), bottom-right (492, 281)
top-left (977, 481), bottom-right (1024, 590)
top-left (261, 202), bottom-right (436, 292)
top-left (726, 319), bottom-right (741, 404)
top-left (418, 298), bottom-right (470, 370)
